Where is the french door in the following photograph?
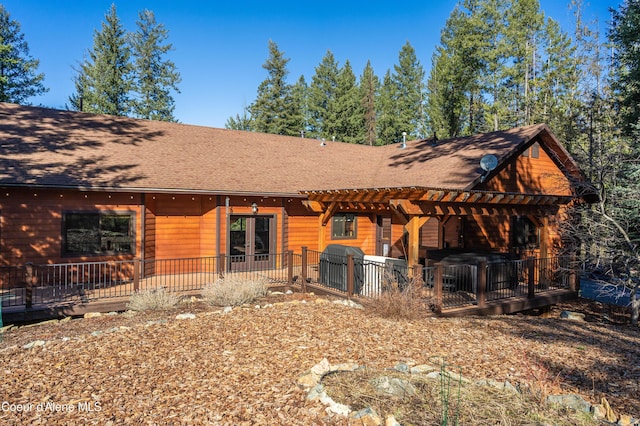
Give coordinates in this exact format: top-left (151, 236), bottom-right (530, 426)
top-left (229, 215), bottom-right (274, 271)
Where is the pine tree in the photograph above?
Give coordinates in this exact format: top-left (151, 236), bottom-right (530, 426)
top-left (225, 105), bottom-right (253, 130)
top-left (308, 50), bottom-right (340, 140)
top-left (0, 5), bottom-right (47, 104)
top-left (287, 75), bottom-right (308, 137)
top-left (130, 9), bottom-right (181, 122)
top-left (249, 40), bottom-right (295, 135)
top-left (69, 4), bottom-right (132, 116)
top-left (333, 61), bottom-right (364, 143)
top-left (359, 61), bottom-right (379, 146)
top-left (392, 41), bottom-right (426, 138)
top-left (377, 70), bottom-right (401, 144)
top-left (610, 0), bottom-right (640, 136)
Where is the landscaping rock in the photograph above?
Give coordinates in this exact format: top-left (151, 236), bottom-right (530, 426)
top-left (222, 306), bottom-right (233, 314)
top-left (559, 310), bottom-right (586, 321)
top-left (370, 376), bottom-right (417, 398)
top-left (410, 364), bottom-right (438, 375)
top-left (385, 414), bottom-right (401, 426)
top-left (547, 393), bottom-right (591, 413)
top-left (84, 312), bottom-right (102, 319)
top-left (348, 407), bottom-right (382, 426)
top-left (332, 299), bottom-right (364, 309)
top-left (175, 313), bottom-right (196, 320)
top-left (23, 340), bottom-right (46, 349)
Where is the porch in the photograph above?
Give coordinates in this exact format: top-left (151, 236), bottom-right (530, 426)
top-left (0, 250), bottom-right (578, 323)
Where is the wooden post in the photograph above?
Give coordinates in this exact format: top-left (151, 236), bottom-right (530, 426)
top-left (287, 250), bottom-right (294, 289)
top-left (412, 264), bottom-right (423, 288)
top-left (569, 254), bottom-right (578, 292)
top-left (477, 261), bottom-right (487, 308)
top-left (133, 259), bottom-right (140, 292)
top-left (301, 246), bottom-right (308, 293)
top-left (24, 262), bottom-right (34, 309)
top-left (346, 254), bottom-right (354, 298)
top-left (527, 256), bottom-right (536, 299)
top-left (434, 263), bottom-right (443, 314)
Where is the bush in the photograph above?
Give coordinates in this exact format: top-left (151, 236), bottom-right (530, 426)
top-left (202, 276), bottom-right (268, 307)
top-left (366, 274), bottom-right (430, 320)
top-left (126, 287), bottom-right (182, 311)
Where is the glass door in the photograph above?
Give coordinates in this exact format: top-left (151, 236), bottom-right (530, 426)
top-left (229, 215), bottom-right (274, 271)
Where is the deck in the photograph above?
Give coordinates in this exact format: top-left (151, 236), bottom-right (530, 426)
top-left (1, 253), bottom-right (579, 323)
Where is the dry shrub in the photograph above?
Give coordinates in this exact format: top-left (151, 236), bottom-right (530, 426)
top-left (202, 276), bottom-right (268, 307)
top-left (366, 272), bottom-right (430, 320)
top-left (126, 287), bottom-right (181, 311)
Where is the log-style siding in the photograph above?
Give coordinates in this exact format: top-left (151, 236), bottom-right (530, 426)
top-left (0, 190), bottom-right (142, 266)
top-left (480, 141), bottom-right (573, 195)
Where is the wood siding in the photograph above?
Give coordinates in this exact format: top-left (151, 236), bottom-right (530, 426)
top-left (0, 189), bottom-right (142, 266)
top-left (479, 140), bottom-right (573, 195)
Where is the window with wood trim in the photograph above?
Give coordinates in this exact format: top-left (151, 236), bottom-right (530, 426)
top-left (63, 212), bottom-right (135, 255)
top-left (331, 214), bottom-right (357, 239)
top-left (511, 216), bottom-right (539, 249)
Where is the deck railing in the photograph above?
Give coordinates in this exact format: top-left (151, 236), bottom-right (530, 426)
top-left (1, 250), bottom-right (578, 312)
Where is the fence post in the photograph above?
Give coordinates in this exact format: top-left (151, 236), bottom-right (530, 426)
top-left (434, 263), bottom-right (443, 314)
top-left (527, 256), bottom-right (536, 299)
top-left (24, 262), bottom-right (34, 309)
top-left (133, 259), bottom-right (140, 293)
top-left (569, 254), bottom-right (578, 292)
top-left (301, 246), bottom-right (308, 293)
top-left (346, 254), bottom-right (354, 298)
top-left (287, 250), bottom-right (294, 289)
top-left (477, 261), bottom-right (487, 308)
top-left (412, 264), bottom-right (423, 289)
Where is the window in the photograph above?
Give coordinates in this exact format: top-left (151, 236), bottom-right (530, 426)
top-left (63, 212), bottom-right (134, 255)
top-left (332, 214), bottom-right (357, 239)
top-left (521, 142), bottom-right (540, 158)
top-left (512, 216), bottom-right (539, 249)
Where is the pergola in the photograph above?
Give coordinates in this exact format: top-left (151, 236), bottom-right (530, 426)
top-left (301, 186), bottom-right (574, 267)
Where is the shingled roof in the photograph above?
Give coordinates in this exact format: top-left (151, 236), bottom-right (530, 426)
top-left (0, 103), bottom-right (579, 196)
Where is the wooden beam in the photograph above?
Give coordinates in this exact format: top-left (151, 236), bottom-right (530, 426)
top-left (301, 200), bottom-right (325, 213)
top-left (320, 201), bottom-right (338, 226)
top-left (390, 199), bottom-right (424, 215)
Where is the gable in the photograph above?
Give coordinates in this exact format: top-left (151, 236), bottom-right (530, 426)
top-left (476, 140), bottom-right (574, 196)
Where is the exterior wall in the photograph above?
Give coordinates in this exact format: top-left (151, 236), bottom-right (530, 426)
top-left (0, 189), bottom-right (142, 266)
top-left (479, 141), bottom-right (573, 195)
top-left (320, 212), bottom-right (377, 254)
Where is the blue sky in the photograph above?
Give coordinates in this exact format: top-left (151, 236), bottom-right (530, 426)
top-left (3, 0), bottom-right (618, 128)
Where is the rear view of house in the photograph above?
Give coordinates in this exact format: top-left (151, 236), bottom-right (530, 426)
top-left (0, 103), bottom-right (586, 316)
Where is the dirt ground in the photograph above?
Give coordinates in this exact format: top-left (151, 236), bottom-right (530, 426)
top-left (0, 294), bottom-right (638, 425)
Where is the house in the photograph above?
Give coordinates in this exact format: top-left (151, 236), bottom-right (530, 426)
top-left (0, 103), bottom-right (584, 283)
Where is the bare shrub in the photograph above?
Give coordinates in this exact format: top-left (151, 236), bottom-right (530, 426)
top-left (126, 287), bottom-right (181, 311)
top-left (365, 270), bottom-right (430, 320)
top-left (202, 276), bottom-right (268, 307)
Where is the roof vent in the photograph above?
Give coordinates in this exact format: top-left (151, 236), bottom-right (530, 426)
top-left (400, 132), bottom-right (407, 149)
top-left (320, 138), bottom-right (326, 146)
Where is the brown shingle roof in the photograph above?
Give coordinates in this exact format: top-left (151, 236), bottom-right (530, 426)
top-left (0, 103), bottom-right (576, 196)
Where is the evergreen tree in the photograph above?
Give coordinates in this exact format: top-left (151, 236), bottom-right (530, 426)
top-left (377, 70), bottom-right (401, 144)
top-left (359, 61), bottom-right (379, 146)
top-left (129, 9), bottom-right (181, 122)
top-left (288, 75), bottom-right (308, 137)
top-left (610, 0), bottom-right (640, 136)
top-left (333, 60), bottom-right (364, 143)
top-left (308, 50), bottom-right (340, 140)
top-left (69, 4), bottom-right (132, 116)
top-left (0, 5), bottom-right (47, 104)
top-left (392, 41), bottom-right (426, 138)
top-left (249, 40), bottom-right (296, 135)
top-left (225, 105), bottom-right (253, 130)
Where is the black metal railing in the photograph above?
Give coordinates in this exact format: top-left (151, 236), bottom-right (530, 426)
top-left (1, 251), bottom-right (577, 312)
